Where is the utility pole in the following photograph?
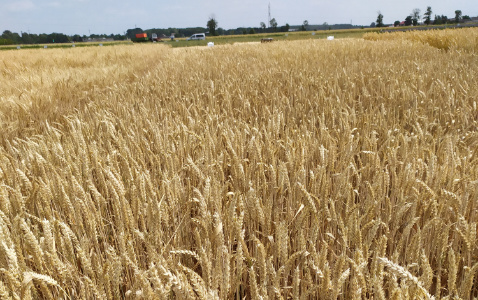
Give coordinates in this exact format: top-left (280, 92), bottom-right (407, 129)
top-left (268, 2), bottom-right (271, 27)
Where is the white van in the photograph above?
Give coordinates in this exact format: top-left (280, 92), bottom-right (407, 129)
top-left (187, 33), bottom-right (206, 41)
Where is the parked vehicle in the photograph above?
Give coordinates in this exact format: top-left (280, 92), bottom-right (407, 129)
top-left (132, 33), bottom-right (162, 43)
top-left (187, 33), bottom-right (206, 41)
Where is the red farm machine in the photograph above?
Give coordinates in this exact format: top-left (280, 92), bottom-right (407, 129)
top-left (132, 33), bottom-right (162, 43)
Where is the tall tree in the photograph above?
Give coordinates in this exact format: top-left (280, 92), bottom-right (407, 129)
top-left (405, 16), bottom-right (413, 26)
top-left (433, 15), bottom-right (448, 25)
top-left (260, 22), bottom-right (266, 32)
top-left (376, 12), bottom-right (384, 28)
top-left (442, 15), bottom-right (449, 24)
top-left (455, 10), bottom-right (462, 23)
top-left (207, 17), bottom-right (218, 36)
top-left (412, 8), bottom-right (421, 26)
top-left (423, 6), bottom-right (432, 25)
top-left (270, 18), bottom-right (278, 31)
top-left (303, 20), bottom-right (309, 28)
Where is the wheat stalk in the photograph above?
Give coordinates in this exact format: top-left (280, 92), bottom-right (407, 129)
top-left (1, 31), bottom-right (477, 299)
top-left (378, 257), bottom-right (434, 299)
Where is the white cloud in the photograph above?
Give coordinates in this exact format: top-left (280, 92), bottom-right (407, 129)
top-left (45, 1), bottom-right (61, 7)
top-left (5, 0), bottom-right (35, 12)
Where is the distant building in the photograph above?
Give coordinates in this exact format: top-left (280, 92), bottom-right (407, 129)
top-left (464, 17), bottom-right (478, 23)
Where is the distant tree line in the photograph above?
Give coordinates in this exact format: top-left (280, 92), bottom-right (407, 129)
top-left (374, 7), bottom-right (473, 28)
top-left (126, 25), bottom-right (292, 39)
top-left (3, 22), bottom-right (340, 46)
top-left (1, 31), bottom-right (69, 45)
top-left (3, 9), bottom-right (475, 45)
top-left (126, 22), bottom-right (359, 40)
top-left (0, 30), bottom-right (126, 45)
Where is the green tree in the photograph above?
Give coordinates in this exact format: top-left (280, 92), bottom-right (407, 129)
top-left (260, 22), bottom-right (266, 32)
top-left (455, 10), bottom-right (462, 23)
top-left (47, 33), bottom-right (69, 43)
top-left (20, 32), bottom-right (33, 44)
top-left (72, 34), bottom-right (82, 42)
top-left (412, 8), bottom-right (421, 26)
top-left (2, 30), bottom-right (13, 39)
top-left (423, 6), bottom-right (432, 25)
top-left (249, 28), bottom-right (255, 34)
top-left (38, 34), bottom-right (49, 43)
top-left (113, 34), bottom-right (125, 41)
top-left (394, 20), bottom-right (400, 27)
top-left (270, 18), bottom-right (277, 31)
top-left (0, 38), bottom-right (14, 45)
top-left (207, 17), bottom-right (218, 36)
top-left (405, 16), bottom-right (413, 26)
top-left (433, 14), bottom-right (450, 25)
top-left (270, 18), bottom-right (278, 31)
top-left (2, 30), bottom-right (20, 43)
top-left (376, 12), bottom-right (384, 28)
top-left (281, 23), bottom-right (290, 32)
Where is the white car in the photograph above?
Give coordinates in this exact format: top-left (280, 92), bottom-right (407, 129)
top-left (187, 33), bottom-right (206, 41)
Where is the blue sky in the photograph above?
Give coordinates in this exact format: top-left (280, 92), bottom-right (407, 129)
top-left (1, 0), bottom-right (477, 35)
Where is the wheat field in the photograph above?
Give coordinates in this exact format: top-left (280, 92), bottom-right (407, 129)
top-left (0, 29), bottom-right (477, 299)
